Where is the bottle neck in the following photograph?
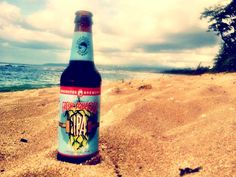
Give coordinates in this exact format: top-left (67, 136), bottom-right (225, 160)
top-left (69, 23), bottom-right (94, 62)
top-left (74, 22), bottom-right (92, 32)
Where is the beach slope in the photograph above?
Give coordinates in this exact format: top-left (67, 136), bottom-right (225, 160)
top-left (0, 74), bottom-right (235, 177)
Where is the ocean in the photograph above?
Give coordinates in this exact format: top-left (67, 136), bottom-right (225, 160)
top-left (0, 63), bottom-right (167, 92)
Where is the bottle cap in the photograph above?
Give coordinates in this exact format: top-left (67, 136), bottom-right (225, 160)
top-left (74, 10), bottom-right (93, 25)
top-left (75, 10), bottom-right (93, 17)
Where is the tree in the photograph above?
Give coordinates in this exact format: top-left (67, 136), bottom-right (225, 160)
top-left (201, 0), bottom-right (236, 72)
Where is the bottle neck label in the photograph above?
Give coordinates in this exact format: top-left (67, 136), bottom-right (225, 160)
top-left (70, 32), bottom-right (93, 61)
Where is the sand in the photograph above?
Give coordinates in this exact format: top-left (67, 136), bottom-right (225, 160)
top-left (0, 73), bottom-right (235, 177)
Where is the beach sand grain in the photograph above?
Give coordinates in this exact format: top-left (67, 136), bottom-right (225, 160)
top-left (0, 73), bottom-right (235, 177)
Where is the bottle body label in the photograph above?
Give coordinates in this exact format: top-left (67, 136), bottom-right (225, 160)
top-left (58, 86), bottom-right (100, 156)
top-left (70, 32), bottom-right (93, 61)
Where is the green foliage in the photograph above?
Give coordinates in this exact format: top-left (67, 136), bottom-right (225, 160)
top-left (162, 63), bottom-right (210, 75)
top-left (213, 43), bottom-right (236, 72)
top-left (201, 0), bottom-right (236, 72)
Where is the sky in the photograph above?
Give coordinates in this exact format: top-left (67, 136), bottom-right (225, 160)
top-left (0, 0), bottom-right (229, 67)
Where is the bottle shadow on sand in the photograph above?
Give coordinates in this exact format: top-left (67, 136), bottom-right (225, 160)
top-left (50, 150), bottom-right (102, 165)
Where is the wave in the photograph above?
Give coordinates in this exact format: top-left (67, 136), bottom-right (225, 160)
top-left (0, 84), bottom-right (58, 92)
top-left (0, 63), bottom-right (163, 92)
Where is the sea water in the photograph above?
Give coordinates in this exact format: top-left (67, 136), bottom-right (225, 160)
top-left (0, 63), bottom-right (165, 92)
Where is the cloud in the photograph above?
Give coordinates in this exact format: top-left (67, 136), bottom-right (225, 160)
top-left (0, 44), bottom-right (61, 64)
top-left (0, 1), bottom-right (22, 23)
top-left (135, 29), bottom-right (219, 53)
top-left (0, 22), bottom-right (71, 50)
top-left (0, 0), bottom-right (223, 67)
top-left (0, 1), bottom-right (70, 63)
top-left (98, 48), bottom-right (121, 53)
top-left (0, 38), bottom-right (67, 50)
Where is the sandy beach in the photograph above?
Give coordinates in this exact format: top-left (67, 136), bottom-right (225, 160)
top-left (0, 73), bottom-right (235, 177)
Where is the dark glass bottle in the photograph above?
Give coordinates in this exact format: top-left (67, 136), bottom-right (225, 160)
top-left (57, 10), bottom-right (101, 164)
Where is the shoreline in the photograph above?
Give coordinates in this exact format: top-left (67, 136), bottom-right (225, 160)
top-left (0, 73), bottom-right (235, 177)
top-left (0, 72), bottom-right (210, 93)
top-left (0, 72), bottom-right (162, 93)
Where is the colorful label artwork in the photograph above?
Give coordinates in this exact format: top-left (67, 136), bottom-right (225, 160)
top-left (58, 86), bottom-right (100, 156)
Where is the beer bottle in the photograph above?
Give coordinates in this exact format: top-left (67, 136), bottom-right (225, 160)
top-left (57, 10), bottom-right (102, 163)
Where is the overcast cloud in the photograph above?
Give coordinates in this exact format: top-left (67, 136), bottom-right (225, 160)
top-left (0, 0), bottom-right (228, 67)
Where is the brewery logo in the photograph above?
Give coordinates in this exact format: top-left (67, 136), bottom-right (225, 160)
top-left (77, 89), bottom-right (83, 97)
top-left (76, 36), bottom-right (89, 56)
